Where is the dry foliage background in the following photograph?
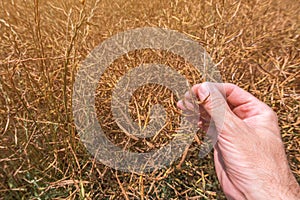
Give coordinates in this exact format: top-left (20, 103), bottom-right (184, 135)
top-left (0, 0), bottom-right (299, 199)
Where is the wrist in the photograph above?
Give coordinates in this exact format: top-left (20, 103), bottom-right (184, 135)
top-left (241, 171), bottom-right (299, 200)
top-left (278, 174), bottom-right (300, 200)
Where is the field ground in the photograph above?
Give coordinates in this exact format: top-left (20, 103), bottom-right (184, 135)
top-left (0, 0), bottom-right (299, 199)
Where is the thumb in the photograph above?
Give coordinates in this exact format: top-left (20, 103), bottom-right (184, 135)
top-left (192, 82), bottom-right (238, 133)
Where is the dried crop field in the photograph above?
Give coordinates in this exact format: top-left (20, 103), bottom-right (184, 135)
top-left (0, 0), bottom-right (299, 199)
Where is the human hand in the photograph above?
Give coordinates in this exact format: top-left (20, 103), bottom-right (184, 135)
top-left (177, 82), bottom-right (299, 200)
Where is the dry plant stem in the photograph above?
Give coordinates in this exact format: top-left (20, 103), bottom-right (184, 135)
top-left (115, 172), bottom-right (130, 200)
top-left (139, 175), bottom-right (144, 200)
top-left (63, 6), bottom-right (86, 147)
top-left (176, 144), bottom-right (190, 169)
top-left (196, 93), bottom-right (210, 105)
top-left (34, 0), bottom-right (48, 84)
top-left (182, 93), bottom-right (210, 113)
top-left (0, 80), bottom-right (10, 135)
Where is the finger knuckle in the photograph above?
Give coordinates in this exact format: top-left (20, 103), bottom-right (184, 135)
top-left (265, 109), bottom-right (278, 121)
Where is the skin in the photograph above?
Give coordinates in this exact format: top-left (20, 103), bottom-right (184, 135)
top-left (177, 82), bottom-right (300, 200)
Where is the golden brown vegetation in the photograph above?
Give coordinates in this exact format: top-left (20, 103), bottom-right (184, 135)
top-left (0, 0), bottom-right (299, 199)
